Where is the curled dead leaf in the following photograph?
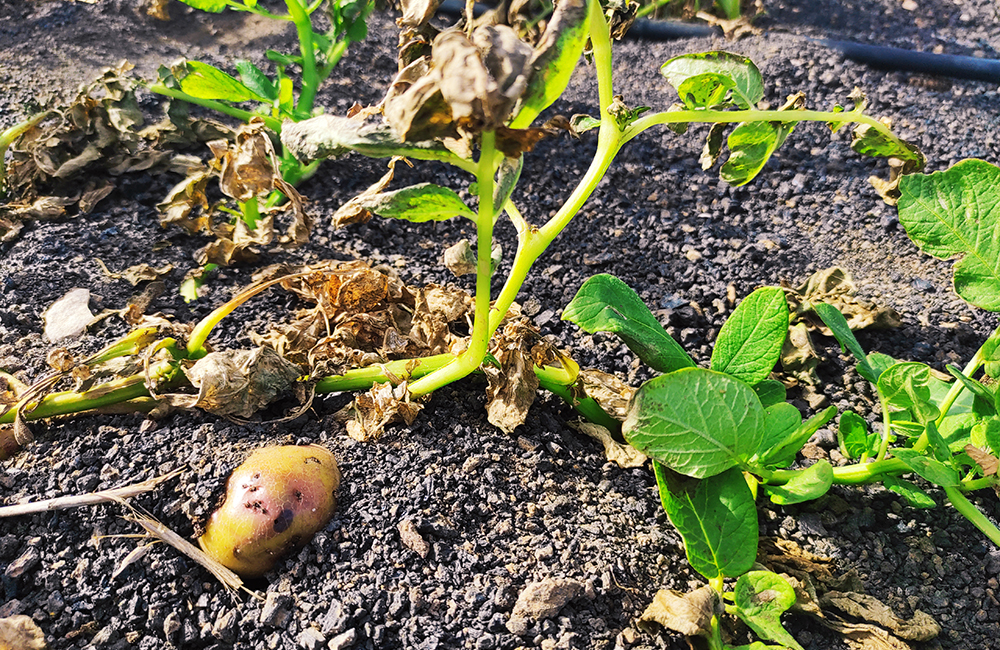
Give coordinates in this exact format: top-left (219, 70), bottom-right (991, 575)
top-left (570, 421), bottom-right (646, 468)
top-left (637, 585), bottom-right (718, 637)
top-left (342, 381), bottom-right (424, 441)
top-left (0, 614), bottom-right (47, 650)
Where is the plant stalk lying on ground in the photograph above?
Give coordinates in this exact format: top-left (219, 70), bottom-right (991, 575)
top-left (4, 1), bottom-right (989, 647)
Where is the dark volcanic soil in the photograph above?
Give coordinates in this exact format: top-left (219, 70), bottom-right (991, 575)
top-left (2, 1), bottom-right (1000, 649)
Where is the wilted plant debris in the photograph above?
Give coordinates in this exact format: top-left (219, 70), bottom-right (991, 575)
top-left (251, 259), bottom-right (474, 374)
top-left (0, 63), bottom-right (226, 242)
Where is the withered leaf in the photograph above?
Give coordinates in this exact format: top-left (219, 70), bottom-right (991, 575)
top-left (343, 381), bottom-right (424, 441)
top-left (43, 288), bottom-right (94, 342)
top-left (46, 348), bottom-right (76, 372)
top-left (570, 421), bottom-right (646, 468)
top-left (577, 368), bottom-right (635, 421)
top-left (96, 259), bottom-right (174, 285)
top-left (637, 586), bottom-right (718, 637)
top-left (443, 239), bottom-right (477, 277)
top-left (331, 158), bottom-right (403, 228)
top-left (398, 0), bottom-right (441, 27)
top-left (820, 591), bottom-right (940, 642)
top-left (0, 615), bottom-right (47, 650)
top-left (785, 267), bottom-right (902, 334)
top-left (965, 444), bottom-right (999, 476)
top-left (483, 318), bottom-right (544, 434)
top-left (173, 347), bottom-right (303, 419)
top-left (157, 167), bottom-right (213, 234)
top-left (780, 321), bottom-right (826, 409)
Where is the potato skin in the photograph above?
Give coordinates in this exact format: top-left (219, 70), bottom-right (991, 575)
top-left (197, 445), bottom-right (341, 577)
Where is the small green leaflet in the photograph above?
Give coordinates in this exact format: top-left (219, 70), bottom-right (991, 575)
top-left (838, 410), bottom-right (875, 460)
top-left (510, 0), bottom-right (591, 129)
top-left (756, 405), bottom-right (836, 469)
top-left (721, 119), bottom-right (796, 186)
top-left (178, 61), bottom-right (266, 103)
top-left (176, 0), bottom-right (228, 12)
top-left (851, 123), bottom-right (924, 165)
top-left (352, 183), bottom-right (477, 223)
top-left (753, 380), bottom-right (787, 408)
top-left (971, 418), bottom-right (1000, 456)
top-left (813, 302), bottom-right (878, 383)
top-left (625, 368), bottom-right (765, 479)
top-left (710, 287), bottom-right (788, 385)
top-left (655, 463), bottom-right (758, 580)
top-left (897, 159), bottom-right (1000, 312)
top-left (891, 448), bottom-right (959, 487)
top-left (756, 402), bottom-right (801, 464)
top-left (877, 362), bottom-right (940, 425)
top-left (883, 475), bottom-right (936, 508)
top-left (660, 52), bottom-right (764, 110)
top-left (235, 60), bottom-right (278, 102)
top-left (733, 571), bottom-right (803, 650)
top-left (764, 459), bottom-right (833, 505)
top-left (563, 274), bottom-right (695, 374)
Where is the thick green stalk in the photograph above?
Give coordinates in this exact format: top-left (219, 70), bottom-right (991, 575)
top-left (408, 131), bottom-right (498, 396)
top-left (945, 486), bottom-right (1000, 547)
top-left (146, 84), bottom-right (283, 133)
top-left (285, 0), bottom-right (319, 114)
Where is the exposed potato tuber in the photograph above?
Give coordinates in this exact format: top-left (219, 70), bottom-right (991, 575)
top-left (197, 444), bottom-right (340, 577)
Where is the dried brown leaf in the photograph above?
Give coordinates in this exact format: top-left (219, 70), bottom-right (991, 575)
top-left (577, 368), bottom-right (635, 420)
top-left (157, 167), bottom-right (213, 234)
top-left (820, 591), bottom-right (940, 642)
top-left (483, 318), bottom-right (543, 434)
top-left (965, 444), bottom-right (999, 476)
top-left (168, 347), bottom-right (303, 419)
top-left (96, 259), bottom-right (174, 285)
top-left (0, 615), bottom-right (47, 650)
top-left (785, 267), bottom-right (901, 335)
top-left (344, 381), bottom-right (424, 441)
top-left (443, 239), bottom-right (477, 276)
top-left (570, 421), bottom-right (646, 468)
top-left (637, 586), bottom-right (718, 637)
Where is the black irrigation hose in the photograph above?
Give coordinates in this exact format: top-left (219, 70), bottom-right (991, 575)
top-left (436, 0), bottom-right (1000, 84)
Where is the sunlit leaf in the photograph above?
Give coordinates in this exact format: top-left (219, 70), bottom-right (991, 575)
top-left (898, 159), bottom-right (1000, 311)
top-left (733, 571), bottom-right (803, 650)
top-left (891, 448), bottom-right (959, 487)
top-left (764, 460), bottom-right (832, 505)
top-left (563, 274), bottom-right (694, 373)
top-left (710, 287), bottom-right (788, 384)
top-left (838, 410), bottom-right (873, 460)
top-left (756, 405), bottom-right (836, 469)
top-left (235, 60), bottom-right (278, 102)
top-left (625, 368), bottom-right (764, 478)
top-left (883, 475), bottom-right (936, 508)
top-left (177, 61), bottom-right (266, 103)
top-left (813, 302), bottom-right (878, 384)
top-left (660, 51), bottom-right (764, 110)
top-left (176, 0), bottom-right (228, 11)
top-left (655, 463), bottom-right (758, 580)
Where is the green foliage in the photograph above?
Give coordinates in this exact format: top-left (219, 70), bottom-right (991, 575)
top-left (624, 368), bottom-right (765, 479)
top-left (710, 287), bottom-right (788, 384)
top-left (732, 572), bottom-right (803, 650)
top-left (348, 184), bottom-right (477, 223)
top-left (655, 463), bottom-right (758, 580)
top-left (898, 159), bottom-right (1000, 311)
top-left (813, 302), bottom-right (878, 383)
top-left (661, 52), bottom-right (763, 110)
top-left (763, 459), bottom-right (832, 505)
top-left (563, 274), bottom-right (695, 373)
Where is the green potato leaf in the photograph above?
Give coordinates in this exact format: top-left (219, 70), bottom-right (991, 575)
top-left (946, 365), bottom-right (997, 418)
top-left (624, 368), bottom-right (765, 479)
top-left (897, 159), bottom-right (1000, 311)
top-left (350, 183), bottom-right (477, 223)
top-left (883, 475), bottom-right (937, 508)
top-left (877, 362), bottom-right (940, 425)
top-left (655, 463), bottom-right (758, 580)
top-left (178, 61), bottom-right (266, 103)
top-left (757, 405), bottom-right (837, 469)
top-left (812, 302), bottom-right (878, 384)
top-left (510, 0), bottom-right (591, 129)
top-left (970, 418), bottom-right (1000, 456)
top-left (838, 410), bottom-right (873, 460)
top-left (563, 274), bottom-right (695, 374)
top-left (176, 0), bottom-right (229, 12)
top-left (720, 120), bottom-right (796, 186)
top-left (235, 60), bottom-right (278, 102)
top-left (711, 287), bottom-right (788, 384)
top-left (733, 571), bottom-right (803, 650)
top-left (891, 448), bottom-right (960, 487)
top-left (764, 460), bottom-right (833, 505)
top-left (756, 402), bottom-right (802, 463)
top-left (753, 380), bottom-right (787, 408)
top-left (850, 123), bottom-right (924, 165)
top-left (660, 52), bottom-right (764, 110)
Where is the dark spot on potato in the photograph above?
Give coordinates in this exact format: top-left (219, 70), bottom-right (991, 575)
top-left (273, 508), bottom-right (295, 533)
top-left (294, 489), bottom-right (303, 502)
top-left (305, 456), bottom-right (322, 465)
top-left (253, 472), bottom-right (261, 479)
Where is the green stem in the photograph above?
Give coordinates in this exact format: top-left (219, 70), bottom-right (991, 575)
top-left (146, 84), bottom-right (283, 133)
top-left (318, 40), bottom-right (350, 81)
top-left (622, 107), bottom-right (910, 151)
top-left (239, 196), bottom-right (260, 230)
top-left (285, 0), bottom-right (319, 115)
top-left (875, 388), bottom-right (892, 461)
top-left (408, 131), bottom-right (498, 396)
top-left (945, 486), bottom-right (1000, 547)
top-left (1, 361), bottom-right (181, 424)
